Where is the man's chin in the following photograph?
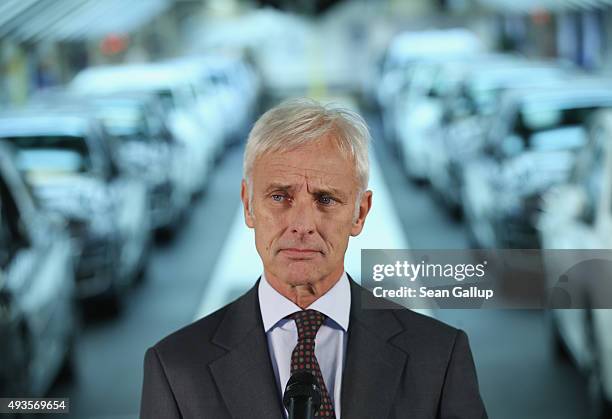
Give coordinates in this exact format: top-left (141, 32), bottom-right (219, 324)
top-left (277, 265), bottom-right (321, 287)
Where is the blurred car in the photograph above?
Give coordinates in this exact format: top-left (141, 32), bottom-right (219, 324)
top-left (375, 28), bottom-right (484, 144)
top-left (157, 58), bottom-right (235, 160)
top-left (428, 62), bottom-right (573, 212)
top-left (462, 82), bottom-right (612, 249)
top-left (0, 109), bottom-right (151, 307)
top-left (393, 57), bottom-right (463, 181)
top-left (393, 54), bottom-right (519, 182)
top-left (0, 142), bottom-right (77, 397)
top-left (168, 53), bottom-right (260, 145)
top-left (71, 63), bottom-right (217, 198)
top-left (377, 28), bottom-right (483, 112)
top-left (386, 53), bottom-right (518, 181)
top-left (538, 109), bottom-right (612, 418)
top-left (31, 88), bottom-right (192, 234)
top-left (376, 28), bottom-right (484, 150)
top-left (78, 92), bottom-right (191, 233)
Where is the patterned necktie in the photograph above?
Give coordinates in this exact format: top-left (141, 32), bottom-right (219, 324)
top-left (289, 309), bottom-right (336, 418)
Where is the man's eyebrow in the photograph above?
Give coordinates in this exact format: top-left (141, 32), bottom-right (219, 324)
top-left (264, 183), bottom-right (294, 193)
top-left (310, 187), bottom-right (346, 199)
top-left (263, 183), bottom-right (347, 199)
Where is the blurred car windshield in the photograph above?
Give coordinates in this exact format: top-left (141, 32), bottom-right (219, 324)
top-left (501, 105), bottom-right (594, 156)
top-left (3, 136), bottom-right (92, 174)
top-left (96, 105), bottom-right (149, 141)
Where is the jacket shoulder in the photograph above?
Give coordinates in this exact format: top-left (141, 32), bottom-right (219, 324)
top-left (393, 308), bottom-right (459, 339)
top-left (151, 303), bottom-right (231, 367)
top-left (157, 304), bottom-right (228, 348)
top-left (389, 308), bottom-right (470, 364)
top-left (351, 277), bottom-right (461, 345)
top-left (152, 281), bottom-right (260, 359)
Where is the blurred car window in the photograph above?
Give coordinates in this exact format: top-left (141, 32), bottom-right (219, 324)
top-left (514, 106), bottom-right (602, 152)
top-left (529, 126), bottom-right (586, 152)
top-left (95, 106), bottom-right (149, 141)
top-left (4, 136), bottom-right (92, 175)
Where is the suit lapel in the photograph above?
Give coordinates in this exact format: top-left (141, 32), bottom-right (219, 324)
top-left (209, 280), bottom-right (284, 418)
top-left (341, 277), bottom-right (409, 419)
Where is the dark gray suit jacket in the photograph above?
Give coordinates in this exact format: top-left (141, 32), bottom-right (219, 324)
top-left (140, 277), bottom-right (488, 418)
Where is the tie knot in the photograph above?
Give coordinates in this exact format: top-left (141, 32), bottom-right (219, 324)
top-left (290, 309), bottom-right (326, 341)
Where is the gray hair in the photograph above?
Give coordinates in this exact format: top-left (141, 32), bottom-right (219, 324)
top-left (243, 98), bottom-right (371, 219)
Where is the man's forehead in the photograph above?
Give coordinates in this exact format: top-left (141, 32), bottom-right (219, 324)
top-left (251, 137), bottom-right (359, 189)
top-left (264, 161), bottom-right (346, 178)
top-left (256, 141), bottom-right (354, 174)
top-left (264, 169), bottom-right (345, 193)
top-left (256, 158), bottom-right (356, 187)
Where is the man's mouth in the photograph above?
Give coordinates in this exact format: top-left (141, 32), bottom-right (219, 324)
top-left (279, 248), bottom-right (322, 259)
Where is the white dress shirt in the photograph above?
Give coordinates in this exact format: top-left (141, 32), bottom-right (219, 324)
top-left (258, 272), bottom-right (351, 418)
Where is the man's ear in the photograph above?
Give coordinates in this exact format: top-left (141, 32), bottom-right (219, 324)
top-left (241, 179), bottom-right (255, 228)
top-left (350, 190), bottom-right (372, 236)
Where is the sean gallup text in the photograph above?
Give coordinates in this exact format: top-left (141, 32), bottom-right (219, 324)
top-left (373, 286), bottom-right (494, 300)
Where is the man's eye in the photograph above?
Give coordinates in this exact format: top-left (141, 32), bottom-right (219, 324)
top-left (318, 195), bottom-right (335, 205)
top-left (271, 194), bottom-right (285, 202)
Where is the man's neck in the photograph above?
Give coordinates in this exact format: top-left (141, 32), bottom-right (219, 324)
top-left (264, 268), bottom-right (344, 309)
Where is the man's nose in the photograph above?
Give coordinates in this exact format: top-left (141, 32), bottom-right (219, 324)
top-left (288, 196), bottom-right (316, 236)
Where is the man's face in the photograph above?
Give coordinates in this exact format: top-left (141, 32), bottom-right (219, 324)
top-left (241, 135), bottom-right (372, 288)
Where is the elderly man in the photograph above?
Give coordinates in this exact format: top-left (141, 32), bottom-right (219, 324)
top-left (140, 98), bottom-right (487, 419)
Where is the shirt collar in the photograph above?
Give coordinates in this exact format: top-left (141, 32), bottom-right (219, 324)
top-left (258, 271), bottom-right (351, 333)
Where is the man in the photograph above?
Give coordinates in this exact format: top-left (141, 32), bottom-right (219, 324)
top-left (140, 98), bottom-right (487, 418)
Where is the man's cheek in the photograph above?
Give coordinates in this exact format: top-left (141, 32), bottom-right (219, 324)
top-left (261, 209), bottom-right (284, 227)
top-left (330, 220), bottom-right (351, 238)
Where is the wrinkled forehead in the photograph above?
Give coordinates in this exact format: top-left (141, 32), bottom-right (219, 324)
top-left (253, 140), bottom-right (359, 192)
top-left (264, 163), bottom-right (349, 189)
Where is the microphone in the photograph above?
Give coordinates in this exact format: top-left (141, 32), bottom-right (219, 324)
top-left (283, 371), bottom-right (322, 419)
